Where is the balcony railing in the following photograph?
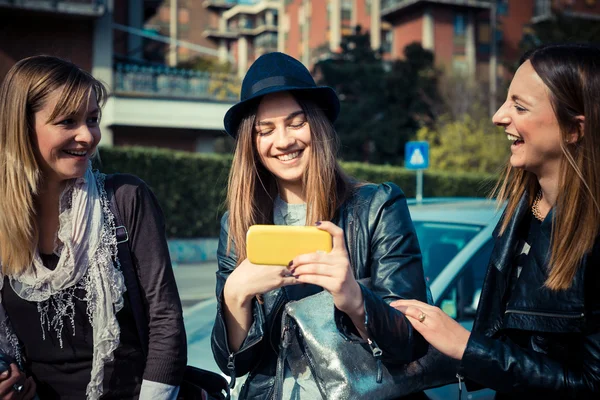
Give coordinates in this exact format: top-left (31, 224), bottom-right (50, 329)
top-left (0, 0), bottom-right (105, 16)
top-left (382, 0), bottom-right (491, 16)
top-left (203, 0), bottom-right (237, 9)
top-left (114, 63), bottom-right (240, 102)
top-left (532, 0), bottom-right (552, 21)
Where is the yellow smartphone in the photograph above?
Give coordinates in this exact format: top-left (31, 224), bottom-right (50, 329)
top-left (246, 225), bottom-right (333, 266)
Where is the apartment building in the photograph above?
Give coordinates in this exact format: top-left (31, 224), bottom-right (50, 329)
top-left (0, 0), bottom-right (236, 152)
top-left (381, 0), bottom-right (600, 82)
top-left (202, 0), bottom-right (392, 76)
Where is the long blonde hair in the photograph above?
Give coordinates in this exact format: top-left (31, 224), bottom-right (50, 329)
top-left (226, 91), bottom-right (352, 264)
top-left (494, 44), bottom-right (600, 290)
top-left (0, 55), bottom-right (107, 275)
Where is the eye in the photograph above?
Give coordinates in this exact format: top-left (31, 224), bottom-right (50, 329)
top-left (289, 120), bottom-right (307, 129)
top-left (255, 128), bottom-right (273, 137)
top-left (57, 118), bottom-right (75, 126)
top-left (87, 116), bottom-right (100, 125)
top-left (514, 103), bottom-right (527, 113)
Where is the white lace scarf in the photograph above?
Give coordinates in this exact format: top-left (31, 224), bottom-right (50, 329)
top-left (0, 166), bottom-right (126, 399)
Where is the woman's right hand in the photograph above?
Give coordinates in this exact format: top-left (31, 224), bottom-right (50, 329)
top-left (224, 258), bottom-right (298, 306)
top-left (0, 363), bottom-right (36, 400)
top-left (222, 258), bottom-right (298, 352)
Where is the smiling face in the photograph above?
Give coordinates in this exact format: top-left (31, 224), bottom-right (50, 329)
top-left (492, 60), bottom-right (565, 178)
top-left (32, 87), bottom-right (101, 186)
top-left (254, 92), bottom-right (311, 200)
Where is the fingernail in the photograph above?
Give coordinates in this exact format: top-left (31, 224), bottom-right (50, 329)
top-left (0, 371), bottom-right (7, 377)
top-left (315, 221), bottom-right (322, 226)
top-left (287, 260), bottom-right (293, 268)
top-left (293, 274), bottom-right (299, 278)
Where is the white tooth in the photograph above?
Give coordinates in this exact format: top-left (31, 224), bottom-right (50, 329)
top-left (278, 151), bottom-right (299, 161)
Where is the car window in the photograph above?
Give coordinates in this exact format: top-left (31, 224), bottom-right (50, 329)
top-left (413, 222), bottom-right (483, 284)
top-left (437, 239), bottom-right (494, 322)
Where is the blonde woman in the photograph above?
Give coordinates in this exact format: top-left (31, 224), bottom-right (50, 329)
top-left (211, 52), bottom-right (429, 399)
top-left (0, 56), bottom-right (186, 399)
top-left (393, 44), bottom-right (600, 398)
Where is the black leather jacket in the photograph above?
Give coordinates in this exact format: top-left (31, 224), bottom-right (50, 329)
top-left (211, 183), bottom-right (429, 399)
top-left (460, 193), bottom-right (600, 398)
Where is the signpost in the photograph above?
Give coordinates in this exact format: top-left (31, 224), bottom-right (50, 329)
top-left (404, 141), bottom-right (429, 205)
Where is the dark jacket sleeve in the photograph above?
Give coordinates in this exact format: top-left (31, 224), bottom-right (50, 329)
top-left (114, 174), bottom-right (187, 385)
top-left (337, 183), bottom-right (429, 363)
top-left (211, 212), bottom-right (267, 377)
top-left (461, 328), bottom-right (600, 397)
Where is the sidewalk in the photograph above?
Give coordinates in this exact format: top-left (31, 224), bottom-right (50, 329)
top-left (172, 261), bottom-right (218, 311)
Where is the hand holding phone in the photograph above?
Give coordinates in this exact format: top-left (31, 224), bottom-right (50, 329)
top-left (246, 225), bottom-right (333, 266)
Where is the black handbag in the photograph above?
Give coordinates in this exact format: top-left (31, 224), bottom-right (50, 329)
top-left (105, 178), bottom-right (229, 400)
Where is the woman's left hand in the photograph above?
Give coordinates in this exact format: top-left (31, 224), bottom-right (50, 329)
top-left (390, 299), bottom-right (470, 360)
top-left (290, 221), bottom-right (363, 317)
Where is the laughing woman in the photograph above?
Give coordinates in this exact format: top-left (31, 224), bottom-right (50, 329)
top-left (392, 44), bottom-right (600, 399)
top-left (211, 52), bottom-right (429, 399)
top-left (0, 56), bottom-right (186, 399)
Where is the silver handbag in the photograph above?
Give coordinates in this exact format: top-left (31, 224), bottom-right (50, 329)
top-left (272, 290), bottom-right (458, 400)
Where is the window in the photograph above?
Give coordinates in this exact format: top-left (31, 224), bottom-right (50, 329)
top-left (437, 240), bottom-right (494, 323)
top-left (413, 222), bottom-right (482, 283)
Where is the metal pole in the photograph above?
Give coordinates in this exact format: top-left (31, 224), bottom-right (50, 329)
top-left (489, 1), bottom-right (497, 117)
top-left (169, 0), bottom-right (178, 67)
top-left (416, 169), bottom-right (423, 205)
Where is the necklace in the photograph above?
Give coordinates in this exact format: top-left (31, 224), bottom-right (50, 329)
top-left (531, 190), bottom-right (545, 222)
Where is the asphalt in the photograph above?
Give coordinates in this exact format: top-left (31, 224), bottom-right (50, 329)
top-left (172, 261), bottom-right (218, 310)
top-left (172, 261), bottom-right (223, 375)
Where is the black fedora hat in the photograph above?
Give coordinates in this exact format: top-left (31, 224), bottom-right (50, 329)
top-left (223, 52), bottom-right (340, 137)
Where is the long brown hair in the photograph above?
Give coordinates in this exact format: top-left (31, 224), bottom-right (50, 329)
top-left (493, 44), bottom-right (600, 290)
top-left (226, 90), bottom-right (352, 264)
top-left (0, 55), bottom-right (107, 275)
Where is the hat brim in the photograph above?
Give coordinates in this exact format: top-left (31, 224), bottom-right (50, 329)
top-left (223, 85), bottom-right (340, 138)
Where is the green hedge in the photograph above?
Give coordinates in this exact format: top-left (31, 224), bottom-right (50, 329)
top-left (96, 147), bottom-right (498, 238)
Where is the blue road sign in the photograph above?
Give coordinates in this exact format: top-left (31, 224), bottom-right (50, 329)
top-left (405, 141), bottom-right (429, 170)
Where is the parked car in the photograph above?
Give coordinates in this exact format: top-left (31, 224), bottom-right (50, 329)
top-left (408, 198), bottom-right (503, 399)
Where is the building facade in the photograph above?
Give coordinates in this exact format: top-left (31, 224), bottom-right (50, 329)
top-left (381, 0), bottom-right (600, 82)
top-left (0, 0), bottom-right (236, 152)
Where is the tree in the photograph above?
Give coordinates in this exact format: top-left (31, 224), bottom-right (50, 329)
top-left (416, 113), bottom-right (508, 174)
top-left (316, 30), bottom-right (441, 164)
top-left (518, 11), bottom-right (600, 70)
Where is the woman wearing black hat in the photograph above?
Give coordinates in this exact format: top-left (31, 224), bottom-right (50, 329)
top-left (210, 52), bottom-right (429, 399)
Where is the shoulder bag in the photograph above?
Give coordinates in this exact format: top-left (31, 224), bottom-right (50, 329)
top-left (272, 287), bottom-right (459, 400)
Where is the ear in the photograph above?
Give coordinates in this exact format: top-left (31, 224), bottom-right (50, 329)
top-left (567, 116), bottom-right (585, 144)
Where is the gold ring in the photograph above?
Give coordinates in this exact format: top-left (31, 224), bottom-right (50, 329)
top-left (418, 312), bottom-right (426, 323)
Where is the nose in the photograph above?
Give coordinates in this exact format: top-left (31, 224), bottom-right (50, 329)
top-left (75, 123), bottom-right (99, 147)
top-left (492, 101), bottom-right (511, 127)
top-left (274, 125), bottom-right (295, 148)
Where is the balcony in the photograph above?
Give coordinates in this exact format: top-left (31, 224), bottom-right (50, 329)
top-left (203, 0), bottom-right (237, 10)
top-left (239, 23), bottom-right (277, 36)
top-left (203, 28), bottom-right (239, 40)
top-left (382, 0), bottom-right (490, 18)
top-left (531, 0), bottom-right (552, 22)
top-left (113, 63), bottom-right (240, 102)
top-left (0, 0), bottom-right (105, 17)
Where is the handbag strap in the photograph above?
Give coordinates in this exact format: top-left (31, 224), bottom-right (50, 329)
top-left (104, 176), bottom-right (150, 358)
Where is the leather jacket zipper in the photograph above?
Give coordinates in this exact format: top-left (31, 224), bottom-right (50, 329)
top-left (504, 309), bottom-right (585, 318)
top-left (456, 373), bottom-right (464, 400)
top-left (364, 301), bottom-right (384, 383)
top-left (221, 307), bottom-right (262, 390)
top-left (367, 337), bottom-right (383, 383)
